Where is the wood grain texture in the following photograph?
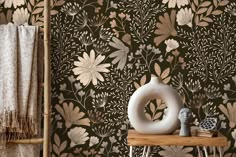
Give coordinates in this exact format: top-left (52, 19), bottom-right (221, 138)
top-left (8, 138), bottom-right (44, 144)
top-left (43, 0), bottom-right (51, 156)
top-left (128, 130), bottom-right (227, 146)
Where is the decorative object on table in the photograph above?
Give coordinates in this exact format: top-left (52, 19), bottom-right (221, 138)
top-left (128, 76), bottom-right (183, 134)
top-left (196, 129), bottom-right (218, 137)
top-left (178, 108), bottom-right (192, 136)
top-left (199, 117), bottom-right (217, 131)
top-left (196, 117), bottom-right (218, 137)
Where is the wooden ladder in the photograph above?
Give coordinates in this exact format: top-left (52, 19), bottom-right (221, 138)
top-left (8, 0), bottom-right (51, 157)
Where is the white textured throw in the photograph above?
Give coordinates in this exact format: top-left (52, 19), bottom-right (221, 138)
top-left (0, 23), bottom-right (39, 147)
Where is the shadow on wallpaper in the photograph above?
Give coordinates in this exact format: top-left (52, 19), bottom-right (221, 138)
top-left (1, 0), bottom-right (236, 156)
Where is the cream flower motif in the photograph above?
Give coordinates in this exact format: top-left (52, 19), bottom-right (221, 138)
top-left (219, 102), bottom-right (236, 128)
top-left (89, 136), bottom-right (99, 147)
top-left (164, 39), bottom-right (179, 52)
top-left (68, 127), bottom-right (89, 147)
top-left (154, 10), bottom-right (177, 46)
top-left (61, 2), bottom-right (81, 18)
top-left (12, 8), bottom-right (29, 26)
top-left (55, 102), bottom-right (90, 128)
top-left (1, 0), bottom-right (24, 8)
top-left (73, 49), bottom-right (110, 86)
top-left (162, 0), bottom-right (188, 8)
top-left (176, 8), bottom-right (193, 27)
top-left (232, 129), bottom-right (236, 147)
top-left (159, 146), bottom-right (193, 157)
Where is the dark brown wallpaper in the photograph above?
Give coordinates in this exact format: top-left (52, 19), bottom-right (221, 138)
top-left (1, 0), bottom-right (236, 156)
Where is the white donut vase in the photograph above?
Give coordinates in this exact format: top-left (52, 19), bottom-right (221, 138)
top-left (128, 77), bottom-right (183, 134)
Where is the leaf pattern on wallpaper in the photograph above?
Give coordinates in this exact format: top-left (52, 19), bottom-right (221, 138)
top-left (96, 66), bottom-right (146, 123)
top-left (178, 12), bottom-right (236, 84)
top-left (208, 14), bottom-right (236, 84)
top-left (154, 63), bottom-right (171, 84)
top-left (119, 0), bottom-right (166, 43)
top-left (145, 99), bottom-right (166, 121)
top-left (225, 2), bottom-right (236, 17)
top-left (191, 0), bottom-right (229, 27)
top-left (51, 13), bottom-right (83, 83)
top-left (28, 0), bottom-right (65, 26)
top-left (61, 0), bottom-right (100, 20)
top-left (108, 11), bottom-right (130, 38)
top-left (52, 133), bottom-right (68, 157)
top-left (178, 28), bottom-right (210, 82)
top-left (57, 76), bottom-right (95, 110)
top-left (131, 146), bottom-right (160, 157)
top-left (2, 0), bottom-right (236, 156)
top-left (133, 74), bottom-right (147, 89)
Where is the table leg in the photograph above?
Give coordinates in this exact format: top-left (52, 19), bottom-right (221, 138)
top-left (145, 146), bottom-right (150, 157)
top-left (213, 146), bottom-right (216, 157)
top-left (218, 147), bottom-right (223, 157)
top-left (142, 146), bottom-right (147, 157)
top-left (197, 146), bottom-right (202, 157)
top-left (129, 146), bottom-right (133, 157)
top-left (203, 146), bottom-right (208, 157)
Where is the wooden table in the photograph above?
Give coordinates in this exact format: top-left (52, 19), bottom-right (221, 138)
top-left (127, 130), bottom-right (228, 157)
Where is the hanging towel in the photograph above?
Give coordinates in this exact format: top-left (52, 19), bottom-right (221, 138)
top-left (0, 23), bottom-right (39, 147)
top-left (18, 25), bottom-right (39, 137)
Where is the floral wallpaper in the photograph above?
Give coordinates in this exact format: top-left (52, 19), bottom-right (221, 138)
top-left (1, 0), bottom-right (236, 156)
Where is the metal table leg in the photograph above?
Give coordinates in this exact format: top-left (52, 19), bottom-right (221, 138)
top-left (197, 146), bottom-right (202, 157)
top-left (145, 146), bottom-right (151, 157)
top-left (213, 146), bottom-right (216, 157)
top-left (203, 146), bottom-right (208, 157)
top-left (142, 146), bottom-right (147, 157)
top-left (130, 146), bottom-right (133, 157)
top-left (218, 147), bottom-right (223, 157)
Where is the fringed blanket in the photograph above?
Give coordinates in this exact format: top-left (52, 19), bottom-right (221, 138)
top-left (0, 23), bottom-right (39, 148)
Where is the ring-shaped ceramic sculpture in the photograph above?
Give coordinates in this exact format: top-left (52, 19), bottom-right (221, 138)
top-left (128, 77), bottom-right (183, 134)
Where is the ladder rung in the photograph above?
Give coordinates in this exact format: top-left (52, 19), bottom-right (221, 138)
top-left (8, 138), bottom-right (43, 144)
